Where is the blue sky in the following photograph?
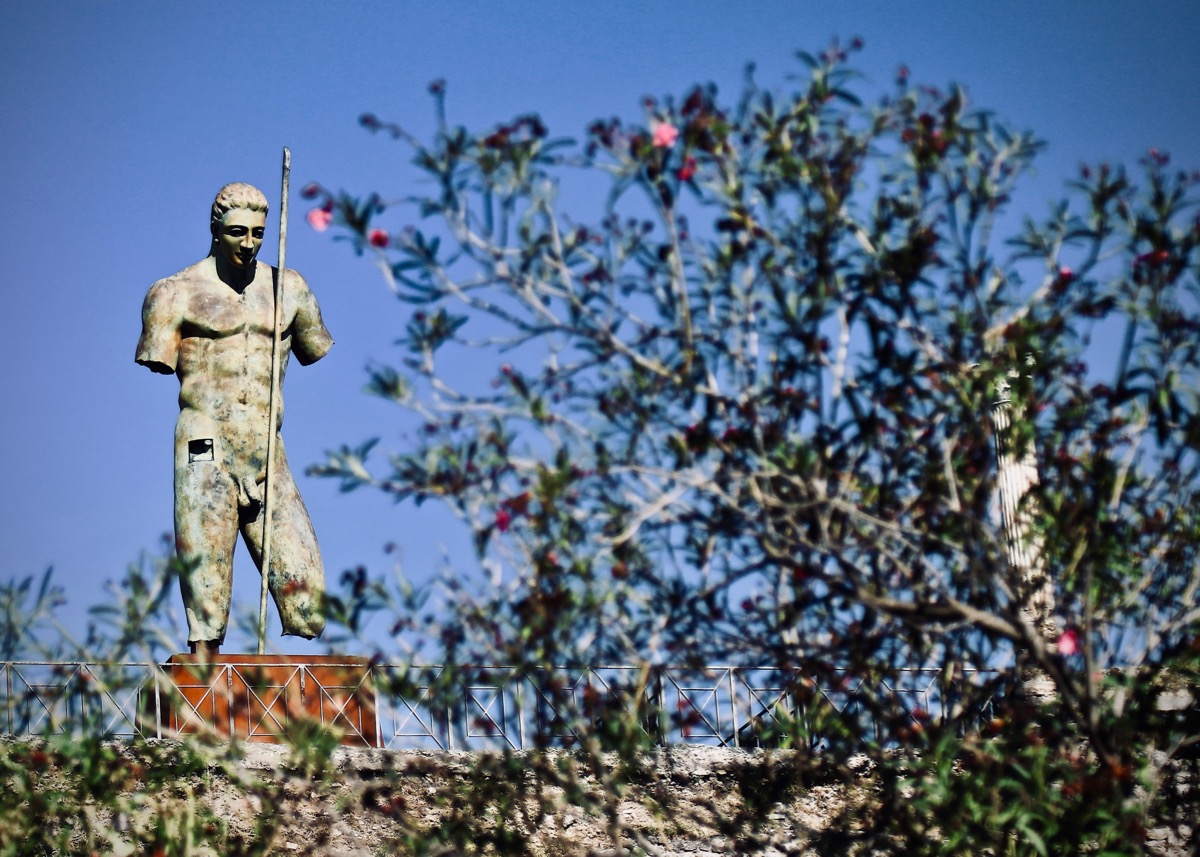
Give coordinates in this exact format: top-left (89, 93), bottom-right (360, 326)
top-left (2, 2), bottom-right (1198, 654)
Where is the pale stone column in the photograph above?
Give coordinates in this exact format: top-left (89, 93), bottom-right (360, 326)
top-left (990, 357), bottom-right (1055, 639)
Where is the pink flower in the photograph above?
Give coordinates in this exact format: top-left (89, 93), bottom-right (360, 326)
top-left (368, 228), bottom-right (389, 248)
top-left (1134, 249), bottom-right (1170, 268)
top-left (495, 508), bottom-right (511, 532)
top-left (1058, 266), bottom-right (1074, 280)
top-left (1056, 628), bottom-right (1081, 656)
top-left (652, 122), bottom-right (679, 149)
top-left (677, 156), bottom-right (697, 181)
top-left (306, 208), bottom-right (332, 232)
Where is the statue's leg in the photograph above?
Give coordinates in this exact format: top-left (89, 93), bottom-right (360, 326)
top-left (174, 415), bottom-right (238, 645)
top-left (242, 436), bottom-right (326, 639)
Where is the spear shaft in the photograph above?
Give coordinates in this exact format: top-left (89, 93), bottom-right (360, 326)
top-left (259, 147), bottom-right (290, 654)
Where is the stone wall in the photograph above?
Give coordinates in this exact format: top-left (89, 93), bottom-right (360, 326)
top-left (8, 740), bottom-right (1193, 855)
top-left (114, 744), bottom-right (1200, 855)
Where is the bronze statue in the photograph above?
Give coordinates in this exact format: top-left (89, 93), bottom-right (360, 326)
top-left (137, 182), bottom-right (332, 657)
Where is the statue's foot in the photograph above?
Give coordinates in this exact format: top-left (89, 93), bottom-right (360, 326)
top-left (189, 639), bottom-right (221, 660)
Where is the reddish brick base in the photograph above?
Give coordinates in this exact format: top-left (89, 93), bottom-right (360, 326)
top-left (162, 654), bottom-right (378, 747)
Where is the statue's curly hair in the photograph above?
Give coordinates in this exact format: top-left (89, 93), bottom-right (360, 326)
top-left (210, 182), bottom-right (269, 229)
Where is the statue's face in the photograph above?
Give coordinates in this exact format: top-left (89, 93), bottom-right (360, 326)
top-left (215, 208), bottom-right (266, 270)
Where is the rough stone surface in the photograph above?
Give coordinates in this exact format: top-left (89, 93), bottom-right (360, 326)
top-left (216, 745), bottom-right (1195, 856)
top-left (12, 740), bottom-right (1194, 855)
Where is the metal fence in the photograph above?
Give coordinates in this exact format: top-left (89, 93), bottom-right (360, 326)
top-left (1, 660), bottom-right (1003, 750)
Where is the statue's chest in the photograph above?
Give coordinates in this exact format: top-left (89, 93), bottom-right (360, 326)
top-left (182, 282), bottom-right (276, 339)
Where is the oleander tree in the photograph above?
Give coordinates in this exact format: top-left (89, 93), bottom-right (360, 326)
top-left (308, 42), bottom-right (1199, 854)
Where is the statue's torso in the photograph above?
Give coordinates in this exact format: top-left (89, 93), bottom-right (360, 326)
top-left (172, 260), bottom-right (290, 428)
top-left (137, 255), bottom-right (332, 472)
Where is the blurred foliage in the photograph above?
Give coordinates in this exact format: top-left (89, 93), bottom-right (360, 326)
top-left (308, 41), bottom-right (1200, 854)
top-left (0, 554), bottom-right (286, 855)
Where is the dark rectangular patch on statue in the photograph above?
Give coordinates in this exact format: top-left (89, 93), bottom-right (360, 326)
top-left (188, 438), bottom-right (215, 463)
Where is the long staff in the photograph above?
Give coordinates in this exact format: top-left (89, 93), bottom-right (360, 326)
top-left (259, 147), bottom-right (290, 654)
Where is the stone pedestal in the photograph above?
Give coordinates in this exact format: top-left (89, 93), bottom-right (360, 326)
top-left (162, 654), bottom-right (377, 747)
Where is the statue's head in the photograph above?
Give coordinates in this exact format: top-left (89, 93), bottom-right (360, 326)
top-left (209, 182), bottom-right (269, 271)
